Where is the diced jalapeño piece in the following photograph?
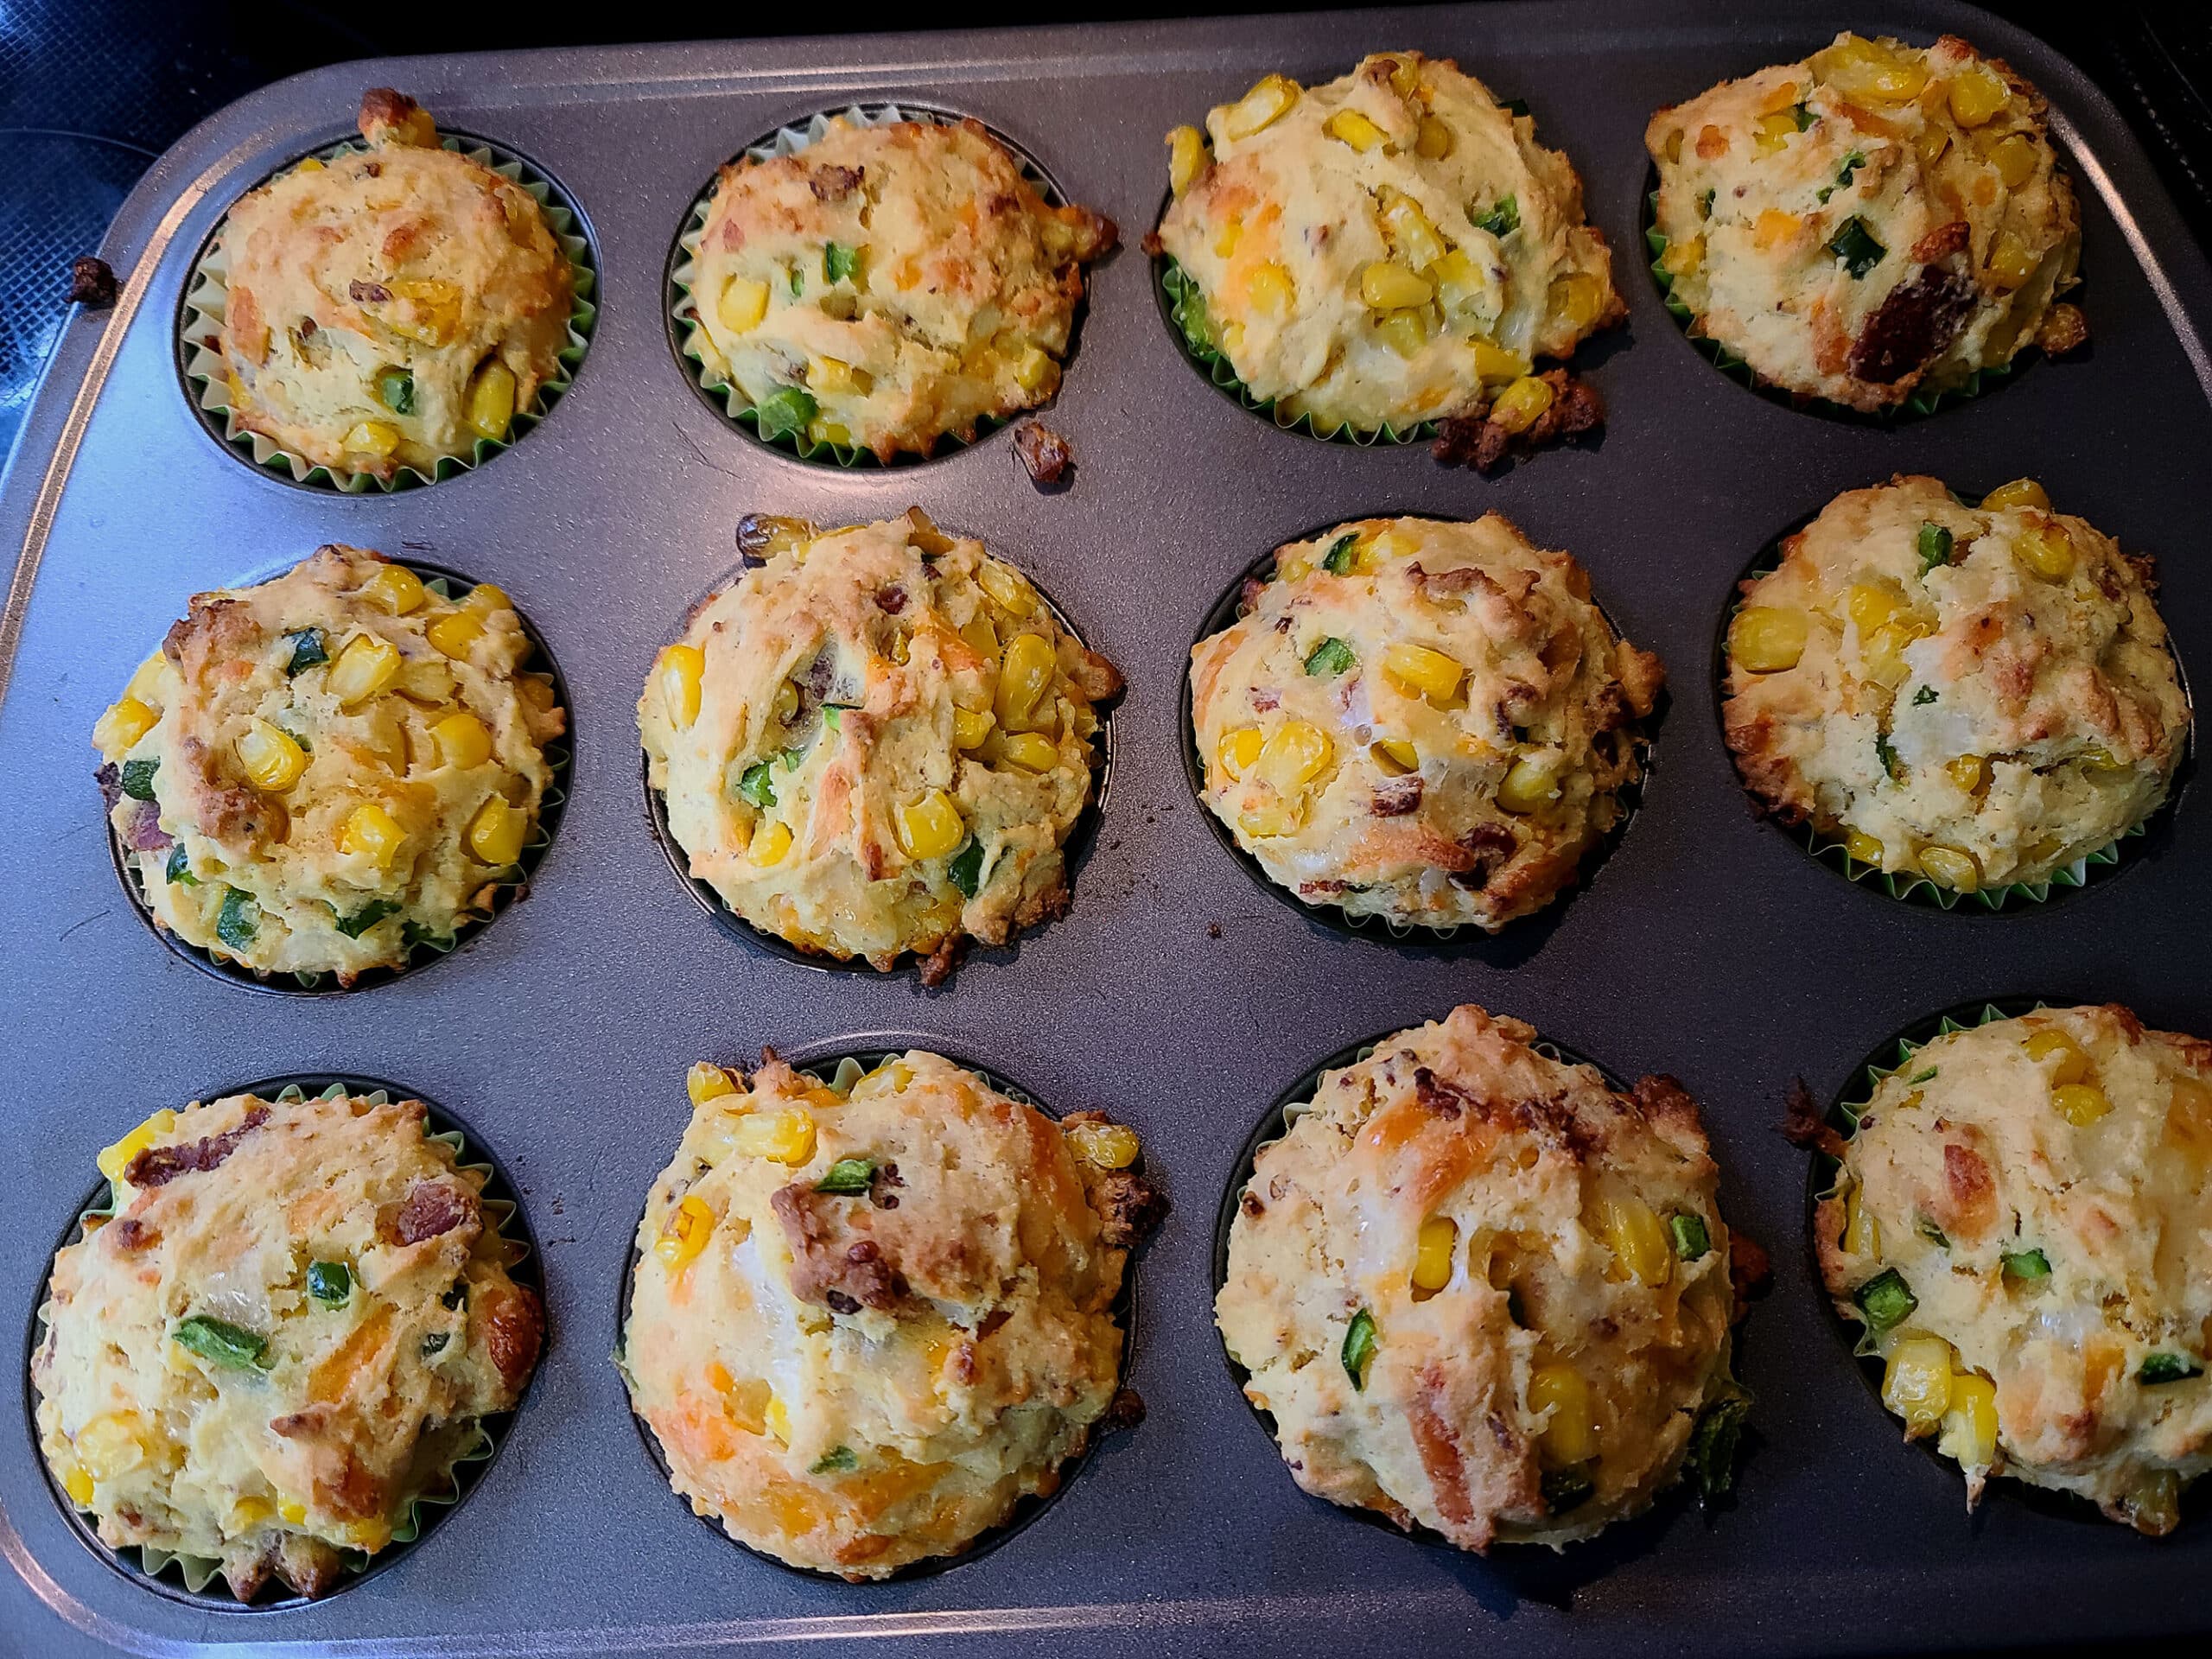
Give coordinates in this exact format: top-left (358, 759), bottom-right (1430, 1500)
top-left (1853, 1268), bottom-right (1917, 1332)
top-left (307, 1261), bottom-right (352, 1304)
top-left (1341, 1307), bottom-right (1377, 1389)
top-left (815, 1158), bottom-right (875, 1195)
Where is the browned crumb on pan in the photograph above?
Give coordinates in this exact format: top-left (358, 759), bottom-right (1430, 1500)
top-left (1013, 422), bottom-right (1073, 486)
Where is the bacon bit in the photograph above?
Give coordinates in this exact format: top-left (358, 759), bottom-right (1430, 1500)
top-left (1431, 370), bottom-right (1604, 473)
top-left (122, 800), bottom-right (171, 853)
top-left (1446, 823), bottom-right (1517, 889)
top-left (873, 584), bottom-right (907, 615)
top-left (771, 1183), bottom-right (911, 1311)
top-left (808, 164), bottom-right (864, 201)
top-left (67, 257), bottom-right (117, 309)
top-left (1095, 1170), bottom-right (1168, 1248)
top-left (1013, 422), bottom-right (1073, 486)
top-left (918, 935), bottom-right (965, 988)
top-left (348, 279), bottom-right (391, 306)
top-left (1096, 1386), bottom-right (1147, 1436)
top-left (2036, 302), bottom-right (2089, 357)
top-left (478, 1280), bottom-right (543, 1389)
top-left (107, 1217), bottom-right (160, 1252)
top-left (1850, 267), bottom-right (1975, 383)
top-left (1910, 221), bottom-right (1971, 263)
top-left (1412, 1067), bottom-right (1469, 1119)
top-left (127, 1104), bottom-right (271, 1187)
top-left (1371, 776), bottom-right (1424, 817)
top-left (1781, 1078), bottom-right (1847, 1160)
top-left (384, 1179), bottom-right (476, 1245)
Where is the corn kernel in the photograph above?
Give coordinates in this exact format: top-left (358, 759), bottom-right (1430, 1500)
top-left (1916, 122), bottom-right (1953, 168)
top-left (1948, 62), bottom-right (2010, 127)
top-left (655, 644), bottom-right (705, 728)
top-left (1166, 124), bottom-right (1207, 195)
top-left (1940, 1371), bottom-right (2000, 1467)
top-left (427, 610), bottom-right (486, 658)
top-left (465, 360), bottom-right (517, 444)
top-left (227, 1496), bottom-right (273, 1534)
top-left (1378, 193), bottom-right (1446, 270)
top-left (766, 1394), bottom-right (791, 1444)
top-left (1988, 132), bottom-right (2038, 189)
top-left (342, 420), bottom-right (402, 457)
top-left (1945, 755), bottom-right (1989, 797)
top-left (728, 1107), bottom-right (815, 1164)
top-left (999, 731), bottom-right (1060, 772)
top-left (1883, 1334), bottom-right (1955, 1436)
top-left (1374, 308), bottom-right (1430, 359)
top-left (1862, 621), bottom-right (1921, 688)
top-left (467, 794), bottom-right (525, 865)
top-left (750, 821), bottom-right (792, 866)
top-left (1846, 582), bottom-right (1903, 634)
top-left (1597, 1192), bottom-right (1673, 1287)
top-left (954, 707), bottom-right (995, 750)
top-left (1985, 231), bottom-right (2037, 290)
top-left (1488, 374), bottom-right (1554, 436)
top-left (396, 658), bottom-right (454, 706)
top-left (1362, 261), bottom-right (1433, 312)
top-left (1414, 116), bottom-right (1453, 159)
top-left (1915, 843), bottom-right (1981, 893)
top-left (1212, 217), bottom-right (1243, 258)
top-left (1754, 111), bottom-right (1799, 155)
top-left (995, 632), bottom-right (1058, 732)
top-left (1381, 641), bottom-right (1465, 703)
top-left (1471, 340), bottom-right (1530, 387)
top-left (1842, 1183), bottom-right (1880, 1256)
top-left (976, 560), bottom-right (1034, 618)
top-left (60, 1465), bottom-right (95, 1508)
top-left (339, 802), bottom-right (408, 868)
top-left (1842, 829), bottom-right (1885, 867)
top-left (278, 1500), bottom-right (308, 1527)
top-left (1371, 738), bottom-right (1419, 775)
top-left (1255, 720), bottom-right (1333, 793)
top-left (359, 565), bottom-right (426, 617)
top-left (1243, 262), bottom-right (1295, 316)
top-left (2014, 522), bottom-right (2075, 581)
top-left (123, 652), bottom-right (173, 709)
top-left (1548, 273), bottom-right (1607, 333)
top-left (688, 1062), bottom-right (739, 1105)
top-left (236, 718), bottom-right (308, 791)
top-left (1218, 727), bottom-right (1264, 779)
top-left (1663, 127), bottom-right (1685, 163)
top-left (895, 789), bottom-right (965, 861)
top-left (1323, 109), bottom-right (1388, 152)
top-left (1237, 799), bottom-right (1303, 838)
top-left (1810, 34), bottom-right (1929, 103)
top-left (74, 1413), bottom-right (146, 1481)
top-left (337, 1518), bottom-right (391, 1553)
top-left (1529, 1363), bottom-right (1596, 1464)
top-left (1065, 1120), bottom-right (1141, 1169)
top-left (2053, 1083), bottom-right (2113, 1126)
top-left (1413, 1216), bottom-right (1458, 1291)
top-left (717, 277), bottom-right (770, 334)
top-left (1497, 750), bottom-right (1564, 815)
top-left (94, 696), bottom-right (161, 755)
top-left (1981, 478), bottom-right (2050, 512)
top-left (98, 1109), bottom-right (177, 1185)
top-left (327, 634), bottom-right (402, 706)
top-left (430, 711), bottom-right (493, 770)
top-left (1224, 74), bottom-right (1299, 139)
top-left (654, 1195), bottom-right (718, 1271)
top-left (1657, 234), bottom-right (1705, 277)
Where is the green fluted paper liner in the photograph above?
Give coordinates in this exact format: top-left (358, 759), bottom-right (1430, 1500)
top-left (669, 104), bottom-right (1063, 467)
top-left (180, 135), bottom-right (596, 493)
top-left (37, 1082), bottom-right (535, 1605)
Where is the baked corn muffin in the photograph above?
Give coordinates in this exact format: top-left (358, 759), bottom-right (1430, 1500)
top-left (1189, 515), bottom-right (1662, 931)
top-left (685, 116), bottom-right (1116, 461)
top-left (620, 1049), bottom-right (1161, 1579)
top-left (1154, 51), bottom-right (1622, 448)
top-left (33, 1086), bottom-right (543, 1599)
top-left (1724, 475), bottom-right (2188, 895)
top-left (1647, 32), bottom-right (2086, 412)
top-left (92, 545), bottom-right (566, 983)
top-left (214, 88), bottom-right (573, 481)
top-left (1800, 1004), bottom-right (2212, 1532)
top-left (640, 509), bottom-right (1120, 982)
top-left (1219, 1006), bottom-right (1744, 1550)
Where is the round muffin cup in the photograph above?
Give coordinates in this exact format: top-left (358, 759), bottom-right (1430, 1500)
top-left (1642, 181), bottom-right (2021, 423)
top-left (28, 1075), bottom-right (543, 1610)
top-left (642, 557), bottom-right (1113, 978)
top-left (615, 1043), bottom-right (1142, 1582)
top-left (177, 132), bottom-right (597, 493)
top-left (665, 104), bottom-right (1077, 469)
top-left (1211, 1023), bottom-right (1739, 1552)
top-left (1713, 498), bottom-right (2188, 912)
top-left (1150, 87), bottom-right (1549, 448)
top-left (1182, 523), bottom-right (1656, 946)
top-left (106, 561), bottom-right (573, 995)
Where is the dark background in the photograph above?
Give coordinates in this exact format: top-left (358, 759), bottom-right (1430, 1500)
top-left (2, 2), bottom-right (2209, 467)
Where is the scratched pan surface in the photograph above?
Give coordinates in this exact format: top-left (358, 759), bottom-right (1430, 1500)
top-left (3, 3), bottom-right (2210, 1655)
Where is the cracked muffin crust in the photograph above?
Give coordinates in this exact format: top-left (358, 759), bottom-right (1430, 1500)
top-left (1806, 1003), bottom-right (2212, 1532)
top-left (33, 1087), bottom-right (542, 1599)
top-left (1724, 475), bottom-right (2188, 895)
top-left (1647, 32), bottom-right (2084, 412)
top-left (1218, 1006), bottom-right (1742, 1550)
top-left (620, 1049), bottom-right (1159, 1579)
top-left (214, 88), bottom-right (573, 480)
top-left (1189, 514), bottom-right (1662, 931)
top-left (91, 545), bottom-right (565, 983)
top-left (685, 116), bottom-right (1115, 461)
top-left (1154, 51), bottom-right (1623, 441)
top-left (639, 510), bottom-right (1119, 981)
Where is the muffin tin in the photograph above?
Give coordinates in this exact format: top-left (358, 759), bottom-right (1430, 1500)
top-left (4, 3), bottom-right (2212, 1654)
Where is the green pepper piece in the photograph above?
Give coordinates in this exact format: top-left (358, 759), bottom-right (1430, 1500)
top-left (1320, 534), bottom-right (1360, 575)
top-left (1687, 1388), bottom-right (1752, 1501)
top-left (216, 887), bottom-right (258, 950)
top-left (810, 1445), bottom-right (858, 1474)
top-left (1669, 1212), bottom-right (1711, 1261)
top-left (1828, 216), bottom-right (1886, 278)
top-left (1917, 1218), bottom-right (1950, 1249)
top-left (1304, 637), bottom-right (1355, 678)
top-left (374, 366), bottom-right (416, 416)
top-left (1341, 1307), bottom-right (1377, 1390)
top-left (120, 759), bottom-right (158, 800)
top-left (283, 628), bottom-right (328, 676)
top-left (334, 899), bottom-right (399, 939)
top-left (753, 385), bottom-right (817, 441)
top-left (1917, 522), bottom-right (1955, 574)
top-left (1540, 1466), bottom-right (1594, 1513)
top-left (1174, 273), bottom-right (1217, 354)
top-left (737, 761), bottom-right (778, 808)
top-left (2139, 1352), bottom-right (2203, 1385)
top-left (1912, 686), bottom-right (1938, 706)
top-left (1472, 193), bottom-right (1520, 238)
top-left (789, 264), bottom-right (804, 297)
top-left (1908, 1067), bottom-right (1938, 1085)
top-left (815, 1157), bottom-right (875, 1195)
top-left (947, 838), bottom-right (985, 899)
top-left (171, 1314), bottom-right (268, 1369)
top-left (164, 844), bottom-right (197, 887)
top-left (307, 1261), bottom-right (351, 1305)
top-left (1875, 733), bottom-right (1901, 779)
top-left (2001, 1249), bottom-right (2051, 1281)
top-left (1853, 1268), bottom-right (1917, 1332)
top-left (823, 242), bottom-right (857, 284)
